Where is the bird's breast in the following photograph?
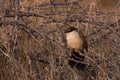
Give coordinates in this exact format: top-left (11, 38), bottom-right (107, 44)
top-left (66, 31), bottom-right (84, 50)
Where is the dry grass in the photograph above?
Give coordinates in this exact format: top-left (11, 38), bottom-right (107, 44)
top-left (0, 0), bottom-right (120, 80)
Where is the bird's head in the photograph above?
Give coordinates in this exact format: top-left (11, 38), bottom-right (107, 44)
top-left (64, 27), bottom-right (78, 33)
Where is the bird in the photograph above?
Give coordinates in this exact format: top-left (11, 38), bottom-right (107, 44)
top-left (64, 27), bottom-right (88, 70)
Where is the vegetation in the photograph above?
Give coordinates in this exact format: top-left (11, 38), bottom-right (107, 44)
top-left (0, 0), bottom-right (120, 80)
